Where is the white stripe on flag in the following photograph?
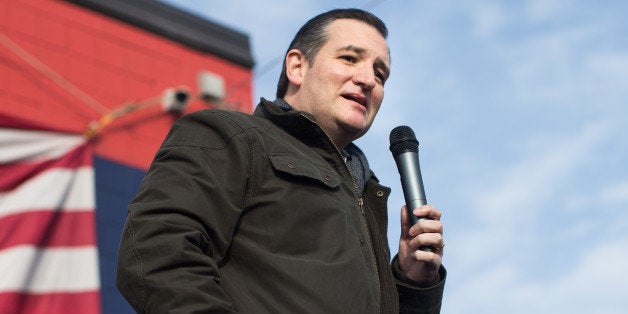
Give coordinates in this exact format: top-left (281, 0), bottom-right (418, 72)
top-left (0, 245), bottom-right (100, 293)
top-left (0, 167), bottom-right (95, 219)
top-left (0, 128), bottom-right (85, 164)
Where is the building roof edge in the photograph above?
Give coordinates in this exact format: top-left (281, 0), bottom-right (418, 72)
top-left (65, 0), bottom-right (255, 68)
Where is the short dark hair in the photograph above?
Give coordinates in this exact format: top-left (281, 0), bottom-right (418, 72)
top-left (275, 8), bottom-right (388, 99)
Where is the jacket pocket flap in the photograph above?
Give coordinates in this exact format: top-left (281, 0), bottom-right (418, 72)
top-left (268, 154), bottom-right (341, 188)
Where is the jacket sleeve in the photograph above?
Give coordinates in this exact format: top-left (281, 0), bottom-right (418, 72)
top-left (116, 111), bottom-right (251, 313)
top-left (392, 255), bottom-right (447, 314)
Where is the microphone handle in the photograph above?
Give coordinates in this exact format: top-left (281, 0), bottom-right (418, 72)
top-left (395, 151), bottom-right (433, 252)
top-left (396, 152), bottom-right (426, 224)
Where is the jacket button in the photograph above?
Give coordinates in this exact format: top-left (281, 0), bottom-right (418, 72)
top-left (324, 175), bottom-right (332, 182)
top-left (376, 191), bottom-right (384, 197)
top-left (287, 163), bottom-right (295, 169)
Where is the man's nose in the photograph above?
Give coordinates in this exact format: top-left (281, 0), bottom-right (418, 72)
top-left (352, 67), bottom-right (376, 90)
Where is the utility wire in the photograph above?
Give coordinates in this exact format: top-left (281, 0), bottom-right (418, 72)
top-left (0, 32), bottom-right (109, 115)
top-left (361, 0), bottom-right (390, 10)
top-left (1, 0), bottom-right (392, 119)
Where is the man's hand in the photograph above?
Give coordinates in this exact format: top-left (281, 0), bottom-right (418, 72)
top-left (397, 205), bottom-right (444, 285)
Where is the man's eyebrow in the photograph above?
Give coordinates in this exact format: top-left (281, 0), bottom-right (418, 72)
top-left (337, 45), bottom-right (390, 78)
top-left (336, 45), bottom-right (366, 54)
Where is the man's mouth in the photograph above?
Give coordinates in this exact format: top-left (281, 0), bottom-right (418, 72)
top-left (342, 93), bottom-right (367, 108)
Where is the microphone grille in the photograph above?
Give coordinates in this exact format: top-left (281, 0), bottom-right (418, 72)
top-left (389, 125), bottom-right (418, 156)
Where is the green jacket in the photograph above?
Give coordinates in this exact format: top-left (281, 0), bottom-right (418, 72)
top-left (116, 98), bottom-right (445, 313)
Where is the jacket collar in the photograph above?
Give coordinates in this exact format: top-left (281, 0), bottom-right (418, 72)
top-left (253, 98), bottom-right (377, 194)
top-left (253, 98), bottom-right (325, 144)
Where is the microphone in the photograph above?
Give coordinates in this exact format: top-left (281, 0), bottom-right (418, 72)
top-left (389, 126), bottom-right (432, 252)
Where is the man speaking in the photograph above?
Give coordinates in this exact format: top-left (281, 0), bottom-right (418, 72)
top-left (116, 8), bottom-right (446, 313)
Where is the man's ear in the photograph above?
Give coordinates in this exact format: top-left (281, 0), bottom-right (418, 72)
top-left (285, 48), bottom-right (307, 87)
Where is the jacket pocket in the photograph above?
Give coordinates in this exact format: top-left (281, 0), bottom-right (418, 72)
top-left (267, 154), bottom-right (340, 189)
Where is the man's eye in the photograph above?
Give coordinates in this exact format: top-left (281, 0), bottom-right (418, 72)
top-left (375, 70), bottom-right (386, 84)
top-left (340, 55), bottom-right (356, 62)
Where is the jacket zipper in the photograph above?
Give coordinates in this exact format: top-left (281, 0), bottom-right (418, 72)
top-left (298, 113), bottom-right (383, 309)
top-left (357, 197), bottom-right (382, 310)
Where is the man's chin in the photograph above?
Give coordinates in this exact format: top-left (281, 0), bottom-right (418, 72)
top-left (341, 123), bottom-right (370, 141)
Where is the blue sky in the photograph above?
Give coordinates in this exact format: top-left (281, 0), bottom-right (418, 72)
top-left (160, 1), bottom-right (628, 312)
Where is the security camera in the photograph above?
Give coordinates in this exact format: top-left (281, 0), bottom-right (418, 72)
top-left (162, 87), bottom-right (190, 113)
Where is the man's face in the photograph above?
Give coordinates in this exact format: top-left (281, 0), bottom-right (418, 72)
top-left (292, 19), bottom-right (390, 147)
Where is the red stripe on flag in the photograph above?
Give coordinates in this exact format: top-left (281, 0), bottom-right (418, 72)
top-left (0, 144), bottom-right (92, 192)
top-left (0, 291), bottom-right (101, 314)
top-left (0, 211), bottom-right (96, 250)
top-left (0, 126), bottom-right (100, 313)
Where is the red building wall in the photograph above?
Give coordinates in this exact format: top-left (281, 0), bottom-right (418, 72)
top-left (1, 1), bottom-right (254, 312)
top-left (0, 0), bottom-right (253, 170)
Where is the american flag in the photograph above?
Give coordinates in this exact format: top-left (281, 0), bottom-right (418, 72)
top-left (0, 121), bottom-right (101, 314)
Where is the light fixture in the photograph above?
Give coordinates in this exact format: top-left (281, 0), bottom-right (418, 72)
top-left (198, 71), bottom-right (225, 103)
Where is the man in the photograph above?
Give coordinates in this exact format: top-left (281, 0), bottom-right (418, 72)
top-left (117, 8), bottom-right (446, 313)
